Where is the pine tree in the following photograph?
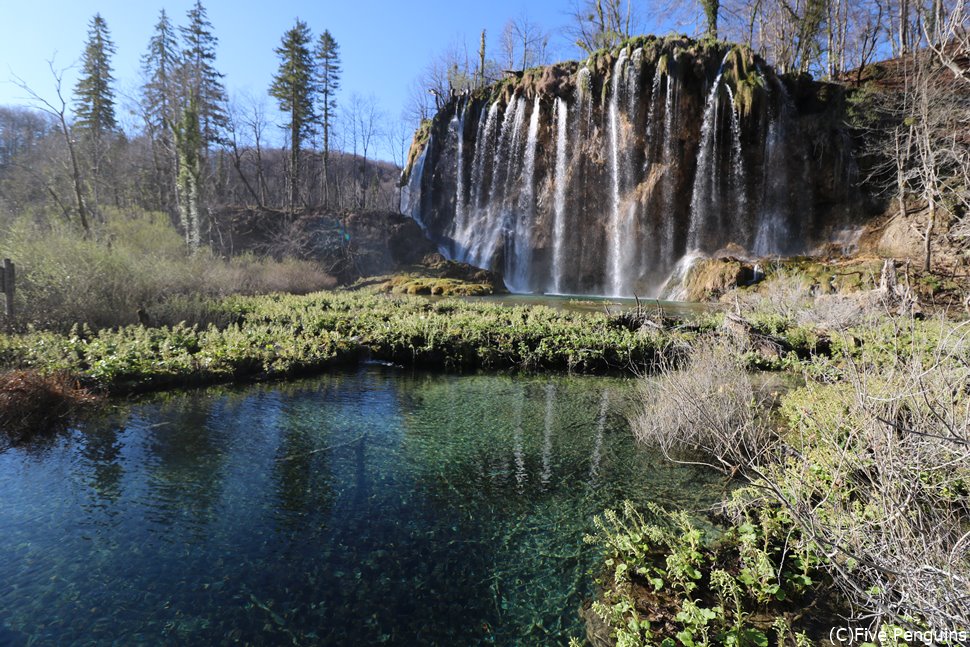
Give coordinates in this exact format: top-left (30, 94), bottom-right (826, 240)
top-left (270, 19), bottom-right (316, 214)
top-left (141, 9), bottom-right (180, 213)
top-left (179, 0), bottom-right (227, 148)
top-left (74, 13), bottom-right (117, 138)
top-left (73, 13), bottom-right (117, 214)
top-left (142, 10), bottom-right (179, 137)
top-left (315, 30), bottom-right (341, 207)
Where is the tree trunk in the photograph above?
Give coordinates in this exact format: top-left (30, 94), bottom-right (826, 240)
top-left (923, 198), bottom-right (935, 272)
top-left (60, 117), bottom-right (90, 235)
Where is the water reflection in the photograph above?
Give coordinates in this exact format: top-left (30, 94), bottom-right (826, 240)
top-left (590, 390), bottom-right (610, 483)
top-left (0, 368), bottom-right (722, 645)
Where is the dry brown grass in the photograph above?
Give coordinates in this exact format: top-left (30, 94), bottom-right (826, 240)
top-left (0, 370), bottom-right (99, 444)
top-left (0, 215), bottom-right (337, 331)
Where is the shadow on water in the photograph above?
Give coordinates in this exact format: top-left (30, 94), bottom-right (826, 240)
top-left (0, 367), bottom-right (723, 645)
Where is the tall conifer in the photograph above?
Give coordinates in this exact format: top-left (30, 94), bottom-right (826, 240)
top-left (270, 19), bottom-right (316, 213)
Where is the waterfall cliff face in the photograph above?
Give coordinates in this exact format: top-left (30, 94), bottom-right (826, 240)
top-left (403, 36), bottom-right (856, 297)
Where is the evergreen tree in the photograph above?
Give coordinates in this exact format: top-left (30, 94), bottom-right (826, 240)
top-left (142, 9), bottom-right (180, 138)
top-left (270, 19), bottom-right (316, 214)
top-left (73, 13), bottom-right (117, 214)
top-left (141, 9), bottom-right (180, 213)
top-left (179, 0), bottom-right (227, 148)
top-left (315, 30), bottom-right (341, 207)
top-left (74, 13), bottom-right (117, 138)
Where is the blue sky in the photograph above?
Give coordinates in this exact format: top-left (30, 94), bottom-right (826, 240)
top-left (1, 1), bottom-right (689, 160)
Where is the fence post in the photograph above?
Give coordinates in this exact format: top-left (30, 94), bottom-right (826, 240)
top-left (2, 258), bottom-right (14, 318)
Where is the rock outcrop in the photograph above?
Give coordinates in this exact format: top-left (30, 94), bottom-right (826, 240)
top-left (402, 36), bottom-right (867, 298)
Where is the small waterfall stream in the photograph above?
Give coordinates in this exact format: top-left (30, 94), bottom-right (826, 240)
top-left (607, 50), bottom-right (629, 297)
top-left (687, 73), bottom-right (725, 252)
top-left (507, 97), bottom-right (542, 292)
top-left (661, 73), bottom-right (679, 267)
top-left (551, 97), bottom-right (569, 294)
top-left (753, 76), bottom-right (796, 256)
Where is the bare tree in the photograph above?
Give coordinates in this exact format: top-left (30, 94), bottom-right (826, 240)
top-left (501, 14), bottom-right (550, 71)
top-left (346, 94), bottom-right (383, 210)
top-left (12, 62), bottom-right (90, 234)
top-left (925, 0), bottom-right (970, 86)
top-left (384, 117), bottom-right (412, 212)
top-left (569, 0), bottom-right (638, 54)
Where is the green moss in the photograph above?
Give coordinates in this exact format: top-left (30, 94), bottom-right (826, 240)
top-left (401, 119), bottom-right (433, 185)
top-left (380, 276), bottom-right (494, 297)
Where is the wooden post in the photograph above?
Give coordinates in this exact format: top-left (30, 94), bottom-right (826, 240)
top-left (2, 259), bottom-right (14, 317)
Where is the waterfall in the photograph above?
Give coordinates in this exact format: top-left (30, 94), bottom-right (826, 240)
top-left (464, 97), bottom-right (522, 269)
top-left (402, 137), bottom-right (431, 230)
top-left (661, 73), bottom-right (678, 267)
top-left (507, 96), bottom-right (542, 293)
top-left (607, 51), bottom-right (627, 296)
top-left (577, 66), bottom-right (593, 136)
top-left (411, 43), bottom-right (851, 301)
top-left (451, 108), bottom-right (467, 241)
top-left (606, 49), bottom-right (642, 297)
top-left (471, 102), bottom-right (499, 211)
top-left (658, 251), bottom-right (706, 300)
top-left (455, 101), bottom-right (500, 263)
top-left (551, 97), bottom-right (569, 294)
top-left (645, 71), bottom-right (663, 159)
top-left (723, 84), bottom-right (749, 245)
top-left (687, 74), bottom-right (724, 252)
top-left (753, 77), bottom-right (794, 256)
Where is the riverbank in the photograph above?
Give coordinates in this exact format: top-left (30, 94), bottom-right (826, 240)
top-left (0, 290), bottom-right (705, 443)
top-left (579, 279), bottom-right (970, 644)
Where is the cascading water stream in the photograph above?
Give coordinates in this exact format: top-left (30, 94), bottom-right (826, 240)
top-left (451, 107), bottom-right (467, 240)
top-left (577, 67), bottom-right (593, 136)
top-left (507, 96), bottom-right (542, 293)
top-left (551, 97), bottom-right (569, 294)
top-left (661, 73), bottom-right (678, 267)
top-left (402, 137), bottom-right (431, 230)
top-left (467, 97), bottom-right (522, 268)
top-left (687, 73), bottom-right (724, 252)
top-left (455, 101), bottom-right (500, 263)
top-left (723, 84), bottom-right (749, 245)
top-left (607, 50), bottom-right (629, 296)
top-left (606, 49), bottom-right (644, 297)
